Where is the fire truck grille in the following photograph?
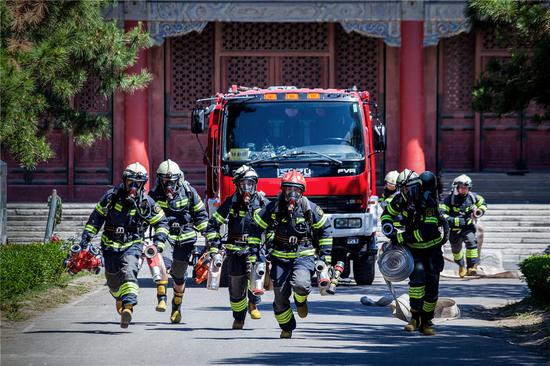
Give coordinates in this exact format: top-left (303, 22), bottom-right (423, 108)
top-left (307, 195), bottom-right (363, 213)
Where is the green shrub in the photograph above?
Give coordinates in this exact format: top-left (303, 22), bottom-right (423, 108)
top-left (0, 242), bottom-right (68, 303)
top-left (519, 254), bottom-right (550, 303)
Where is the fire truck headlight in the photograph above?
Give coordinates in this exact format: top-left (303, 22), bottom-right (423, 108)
top-left (334, 218), bottom-right (362, 229)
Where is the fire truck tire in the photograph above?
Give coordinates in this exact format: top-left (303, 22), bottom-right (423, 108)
top-left (353, 253), bottom-right (376, 285)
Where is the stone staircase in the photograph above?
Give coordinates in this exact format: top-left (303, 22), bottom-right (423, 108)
top-left (439, 173), bottom-right (550, 204)
top-left (6, 203), bottom-right (95, 244)
top-left (441, 204), bottom-right (550, 272)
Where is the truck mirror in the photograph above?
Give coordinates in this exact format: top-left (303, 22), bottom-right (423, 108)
top-left (373, 124), bottom-right (386, 151)
top-left (191, 108), bottom-right (206, 134)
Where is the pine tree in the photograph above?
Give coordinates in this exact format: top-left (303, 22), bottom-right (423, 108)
top-left (468, 0), bottom-right (550, 121)
top-left (0, 0), bottom-right (152, 168)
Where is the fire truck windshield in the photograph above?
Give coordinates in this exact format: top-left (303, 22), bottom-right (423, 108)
top-left (223, 101), bottom-right (365, 162)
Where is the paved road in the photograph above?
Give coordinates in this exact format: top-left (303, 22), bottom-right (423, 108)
top-left (1, 272), bottom-right (547, 366)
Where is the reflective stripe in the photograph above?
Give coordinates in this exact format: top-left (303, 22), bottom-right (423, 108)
top-left (387, 204), bottom-right (399, 216)
top-left (406, 236), bottom-right (443, 249)
top-left (193, 201), bottom-right (205, 212)
top-left (454, 217), bottom-right (460, 227)
top-left (114, 203), bottom-right (123, 212)
top-left (381, 214), bottom-right (393, 222)
top-left (157, 241), bottom-right (166, 252)
top-left (466, 248), bottom-right (478, 258)
top-left (195, 221), bottom-right (208, 231)
top-left (294, 293), bottom-right (308, 303)
top-left (157, 201), bottom-right (168, 208)
top-left (213, 211), bottom-right (225, 225)
top-left (238, 211), bottom-right (246, 217)
top-left (453, 249), bottom-right (465, 261)
top-left (423, 301), bottom-right (437, 312)
top-left (312, 214), bottom-right (328, 229)
top-left (230, 298), bottom-right (248, 312)
top-left (111, 282), bottom-right (139, 298)
top-left (101, 236), bottom-right (141, 250)
top-left (176, 199), bottom-right (189, 208)
top-left (85, 224), bottom-right (97, 234)
top-left (324, 255), bottom-right (332, 263)
top-left (225, 243), bottom-right (244, 251)
top-left (424, 217), bottom-right (438, 224)
top-left (272, 249), bottom-right (315, 259)
top-left (95, 203), bottom-right (106, 216)
top-left (439, 203), bottom-right (449, 213)
top-left (253, 211), bottom-right (268, 229)
top-left (129, 209), bottom-right (136, 216)
top-left (296, 217), bottom-right (305, 223)
top-left (169, 231), bottom-right (197, 242)
top-left (408, 286), bottom-right (425, 299)
top-left (266, 232), bottom-right (274, 240)
top-left (156, 227), bottom-right (169, 236)
top-left (319, 238), bottom-right (332, 246)
top-left (275, 308), bottom-right (293, 324)
top-left (248, 237), bottom-right (261, 245)
top-left (209, 247), bottom-right (219, 254)
top-left (206, 232), bottom-right (219, 240)
top-left (149, 211), bottom-right (165, 225)
top-left (396, 232), bottom-right (404, 244)
top-left (413, 230), bottom-right (423, 242)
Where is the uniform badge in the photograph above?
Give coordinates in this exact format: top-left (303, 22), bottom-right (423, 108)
top-left (154, 205), bottom-right (161, 213)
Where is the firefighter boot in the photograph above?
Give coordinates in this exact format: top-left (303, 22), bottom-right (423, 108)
top-left (467, 265), bottom-right (478, 276)
top-left (170, 291), bottom-right (184, 324)
top-left (120, 304), bottom-right (133, 329)
top-left (115, 298), bottom-right (123, 315)
top-left (404, 311), bottom-right (421, 332)
top-left (458, 266), bottom-right (467, 278)
top-left (248, 302), bottom-right (262, 320)
top-left (232, 318), bottom-right (245, 329)
top-left (280, 330), bottom-right (292, 339)
top-left (420, 314), bottom-right (436, 336)
top-left (156, 280), bottom-right (168, 312)
top-left (294, 294), bottom-right (309, 318)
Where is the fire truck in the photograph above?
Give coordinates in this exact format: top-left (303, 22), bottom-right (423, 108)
top-left (192, 86), bottom-right (386, 285)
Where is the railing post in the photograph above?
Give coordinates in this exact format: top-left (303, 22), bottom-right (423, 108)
top-left (0, 160), bottom-right (6, 244)
top-left (44, 189), bottom-right (62, 243)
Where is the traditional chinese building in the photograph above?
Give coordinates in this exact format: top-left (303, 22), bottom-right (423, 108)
top-left (4, 1), bottom-right (550, 202)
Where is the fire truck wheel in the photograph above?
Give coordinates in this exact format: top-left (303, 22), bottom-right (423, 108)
top-left (353, 253), bottom-right (376, 285)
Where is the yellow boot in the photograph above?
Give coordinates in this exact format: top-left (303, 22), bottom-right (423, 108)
top-left (156, 280), bottom-right (168, 312)
top-left (420, 320), bottom-right (436, 336)
top-left (170, 291), bottom-right (184, 324)
top-left (467, 265), bottom-right (478, 276)
top-left (248, 302), bottom-right (262, 320)
top-left (458, 266), bottom-right (467, 278)
top-left (120, 304), bottom-right (133, 329)
top-left (404, 311), bottom-right (420, 332)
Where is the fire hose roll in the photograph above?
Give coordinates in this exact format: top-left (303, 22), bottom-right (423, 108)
top-left (377, 243), bottom-right (414, 282)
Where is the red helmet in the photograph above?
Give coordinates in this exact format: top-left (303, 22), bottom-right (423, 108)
top-left (281, 170), bottom-right (306, 192)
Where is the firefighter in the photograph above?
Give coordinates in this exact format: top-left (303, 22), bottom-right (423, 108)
top-left (205, 165), bottom-right (269, 329)
top-left (379, 170), bottom-right (399, 209)
top-left (248, 170), bottom-right (332, 339)
top-left (381, 169), bottom-right (446, 336)
top-left (80, 162), bottom-right (169, 328)
top-left (149, 159), bottom-right (209, 323)
top-left (440, 174), bottom-right (487, 278)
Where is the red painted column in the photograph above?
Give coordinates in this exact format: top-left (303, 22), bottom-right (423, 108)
top-left (399, 21), bottom-right (425, 173)
top-left (123, 21), bottom-right (149, 186)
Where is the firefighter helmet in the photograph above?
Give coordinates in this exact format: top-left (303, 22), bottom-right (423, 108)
top-left (233, 165), bottom-right (258, 197)
top-left (281, 170), bottom-right (306, 192)
top-left (122, 162), bottom-right (148, 194)
top-left (453, 174), bottom-right (472, 188)
top-left (396, 169), bottom-right (418, 188)
top-left (384, 170), bottom-right (399, 186)
top-left (157, 159), bottom-right (183, 184)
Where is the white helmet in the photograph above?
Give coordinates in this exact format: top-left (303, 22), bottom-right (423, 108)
top-left (233, 165), bottom-right (258, 198)
top-left (157, 159), bottom-right (184, 189)
top-left (396, 169), bottom-right (418, 188)
top-left (122, 162), bottom-right (148, 195)
top-left (453, 174), bottom-right (472, 195)
top-left (384, 170), bottom-right (399, 186)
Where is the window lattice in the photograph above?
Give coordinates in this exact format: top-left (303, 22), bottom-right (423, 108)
top-left (226, 57), bottom-right (269, 89)
top-left (335, 25), bottom-right (379, 104)
top-left (443, 33), bottom-right (475, 113)
top-left (281, 57), bottom-right (323, 88)
top-left (170, 24), bottom-right (214, 112)
top-left (222, 23), bottom-right (328, 51)
top-left (75, 75), bottom-right (109, 113)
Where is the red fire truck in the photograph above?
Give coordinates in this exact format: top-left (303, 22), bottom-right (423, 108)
top-left (192, 86), bottom-right (386, 284)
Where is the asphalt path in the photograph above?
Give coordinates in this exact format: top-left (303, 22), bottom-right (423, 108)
top-left (1, 271), bottom-right (547, 366)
